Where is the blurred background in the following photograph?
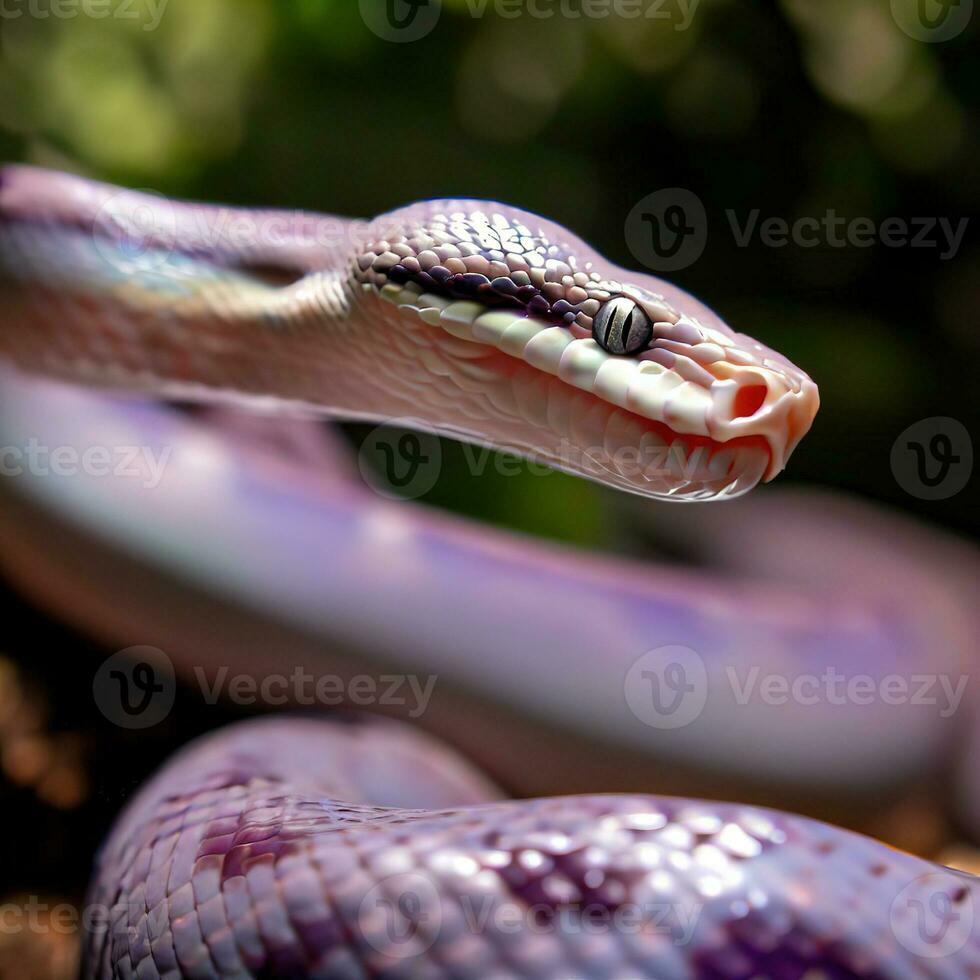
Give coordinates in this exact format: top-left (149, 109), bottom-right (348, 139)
top-left (0, 0), bottom-right (975, 974)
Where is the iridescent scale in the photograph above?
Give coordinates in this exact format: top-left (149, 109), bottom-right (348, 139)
top-left (351, 208), bottom-right (679, 341)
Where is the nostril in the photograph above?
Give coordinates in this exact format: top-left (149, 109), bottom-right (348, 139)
top-left (732, 384), bottom-right (768, 419)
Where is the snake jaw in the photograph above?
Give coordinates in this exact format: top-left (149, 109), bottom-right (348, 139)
top-left (642, 314), bottom-right (821, 482)
top-left (0, 169), bottom-right (817, 499)
top-left (351, 202), bottom-right (819, 499)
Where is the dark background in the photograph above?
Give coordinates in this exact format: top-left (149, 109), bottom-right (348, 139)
top-left (0, 1), bottom-right (975, 975)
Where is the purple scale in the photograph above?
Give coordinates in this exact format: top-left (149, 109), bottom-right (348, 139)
top-left (86, 714), bottom-right (980, 979)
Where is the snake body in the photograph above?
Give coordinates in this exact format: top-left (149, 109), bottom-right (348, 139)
top-left (0, 166), bottom-right (976, 978)
top-left (84, 715), bottom-right (979, 979)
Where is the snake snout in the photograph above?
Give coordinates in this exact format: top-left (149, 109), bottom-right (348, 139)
top-left (703, 348), bottom-right (820, 481)
top-left (350, 200), bottom-right (818, 499)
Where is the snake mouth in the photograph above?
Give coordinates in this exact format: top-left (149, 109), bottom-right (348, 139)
top-left (370, 280), bottom-right (817, 500)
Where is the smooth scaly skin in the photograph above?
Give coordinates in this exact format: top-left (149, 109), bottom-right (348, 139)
top-left (0, 370), bottom-right (974, 796)
top-left (0, 167), bottom-right (976, 976)
top-left (0, 166), bottom-right (817, 499)
top-left (85, 716), bottom-right (980, 979)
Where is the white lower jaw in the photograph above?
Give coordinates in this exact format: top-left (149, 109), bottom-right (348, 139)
top-left (530, 378), bottom-right (770, 500)
top-left (374, 282), bottom-right (771, 500)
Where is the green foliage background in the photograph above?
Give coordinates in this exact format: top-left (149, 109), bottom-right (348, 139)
top-left (0, 0), bottom-right (976, 542)
top-left (0, 2), bottom-right (976, 936)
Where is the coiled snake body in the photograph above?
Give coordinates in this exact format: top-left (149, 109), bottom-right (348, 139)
top-left (0, 166), bottom-right (976, 978)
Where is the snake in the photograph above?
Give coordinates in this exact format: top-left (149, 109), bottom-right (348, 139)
top-left (0, 165), bottom-right (976, 978)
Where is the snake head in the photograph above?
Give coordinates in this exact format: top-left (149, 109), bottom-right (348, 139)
top-left (0, 165), bottom-right (816, 501)
top-left (350, 200), bottom-right (819, 500)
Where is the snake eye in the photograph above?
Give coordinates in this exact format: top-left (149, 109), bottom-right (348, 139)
top-left (592, 297), bottom-right (653, 355)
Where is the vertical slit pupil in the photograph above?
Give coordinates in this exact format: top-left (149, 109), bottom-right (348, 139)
top-left (623, 309), bottom-right (635, 348)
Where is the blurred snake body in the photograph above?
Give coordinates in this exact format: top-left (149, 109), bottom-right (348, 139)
top-left (0, 166), bottom-right (976, 978)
